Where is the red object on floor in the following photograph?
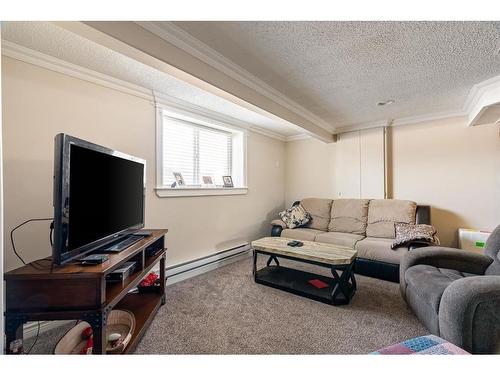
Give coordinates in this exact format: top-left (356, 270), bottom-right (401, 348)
top-left (80, 326), bottom-right (93, 354)
top-left (308, 279), bottom-right (329, 289)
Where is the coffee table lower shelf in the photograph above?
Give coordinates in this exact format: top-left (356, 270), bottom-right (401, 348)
top-left (254, 265), bottom-right (355, 305)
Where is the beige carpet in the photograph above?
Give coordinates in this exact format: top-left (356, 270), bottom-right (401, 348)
top-left (26, 256), bottom-right (428, 354)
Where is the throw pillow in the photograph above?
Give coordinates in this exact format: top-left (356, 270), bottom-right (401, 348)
top-left (392, 223), bottom-right (438, 249)
top-left (278, 204), bottom-right (312, 229)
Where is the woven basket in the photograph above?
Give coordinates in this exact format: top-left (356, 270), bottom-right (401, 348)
top-left (54, 321), bottom-right (91, 354)
top-left (53, 310), bottom-right (135, 354)
top-left (106, 309), bottom-right (135, 354)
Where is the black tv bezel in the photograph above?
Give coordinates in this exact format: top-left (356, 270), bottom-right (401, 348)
top-left (53, 133), bottom-right (146, 265)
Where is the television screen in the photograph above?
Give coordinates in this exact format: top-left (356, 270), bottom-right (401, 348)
top-left (68, 145), bottom-right (144, 251)
top-left (53, 134), bottom-right (145, 264)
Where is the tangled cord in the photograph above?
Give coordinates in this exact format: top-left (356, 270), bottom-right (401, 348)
top-left (10, 218), bottom-right (53, 270)
top-left (10, 217), bottom-right (53, 354)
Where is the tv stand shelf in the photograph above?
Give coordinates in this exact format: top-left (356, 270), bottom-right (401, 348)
top-left (3, 229), bottom-right (168, 354)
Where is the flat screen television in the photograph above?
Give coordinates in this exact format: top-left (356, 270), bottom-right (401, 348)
top-left (53, 134), bottom-right (146, 265)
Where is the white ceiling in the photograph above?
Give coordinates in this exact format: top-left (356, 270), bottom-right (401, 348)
top-left (1, 21), bottom-right (305, 138)
top-left (172, 21), bottom-right (500, 128)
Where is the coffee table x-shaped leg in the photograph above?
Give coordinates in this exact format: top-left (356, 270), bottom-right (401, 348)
top-left (330, 263), bottom-right (356, 304)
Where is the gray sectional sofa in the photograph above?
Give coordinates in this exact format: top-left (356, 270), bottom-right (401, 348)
top-left (271, 198), bottom-right (431, 282)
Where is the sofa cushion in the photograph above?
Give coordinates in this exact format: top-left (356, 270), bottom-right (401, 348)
top-left (355, 237), bottom-right (408, 264)
top-left (315, 232), bottom-right (364, 248)
top-left (405, 265), bottom-right (471, 313)
top-left (278, 204), bottom-right (311, 229)
top-left (281, 228), bottom-right (324, 242)
top-left (405, 286), bottom-right (440, 335)
top-left (392, 223), bottom-right (438, 249)
top-left (366, 199), bottom-right (417, 239)
top-left (328, 199), bottom-right (369, 235)
top-left (300, 198), bottom-right (333, 231)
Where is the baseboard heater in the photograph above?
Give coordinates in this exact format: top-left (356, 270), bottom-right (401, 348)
top-left (165, 243), bottom-right (251, 285)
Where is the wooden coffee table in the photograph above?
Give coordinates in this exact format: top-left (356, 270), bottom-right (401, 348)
top-left (251, 237), bottom-right (357, 305)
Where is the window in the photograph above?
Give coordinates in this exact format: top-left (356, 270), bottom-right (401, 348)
top-left (156, 109), bottom-right (247, 197)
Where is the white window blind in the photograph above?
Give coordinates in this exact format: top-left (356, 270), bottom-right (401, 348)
top-left (162, 117), bottom-right (233, 186)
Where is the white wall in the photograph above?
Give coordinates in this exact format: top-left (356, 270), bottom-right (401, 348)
top-left (1, 56), bottom-right (286, 272)
top-left (286, 119), bottom-right (500, 247)
top-left (285, 137), bottom-right (335, 205)
top-left (390, 116), bottom-right (500, 247)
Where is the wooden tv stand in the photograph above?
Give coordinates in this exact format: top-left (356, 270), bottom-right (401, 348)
top-left (4, 229), bottom-right (167, 354)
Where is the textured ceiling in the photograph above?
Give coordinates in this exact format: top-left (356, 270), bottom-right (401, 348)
top-left (172, 21), bottom-right (500, 127)
top-left (1, 21), bottom-right (304, 137)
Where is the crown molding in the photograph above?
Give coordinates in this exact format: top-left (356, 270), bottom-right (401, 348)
top-left (154, 91), bottom-right (287, 142)
top-left (2, 40), bottom-right (154, 101)
top-left (285, 133), bottom-right (313, 142)
top-left (333, 120), bottom-right (389, 135)
top-left (332, 110), bottom-right (469, 134)
top-left (247, 126), bottom-right (287, 142)
top-left (463, 74), bottom-right (500, 115)
top-left (135, 22), bottom-right (334, 133)
top-left (1, 40), bottom-right (287, 142)
top-left (463, 74), bottom-right (500, 126)
top-left (285, 132), bottom-right (341, 142)
top-left (54, 21), bottom-right (333, 142)
top-left (392, 110), bottom-right (467, 127)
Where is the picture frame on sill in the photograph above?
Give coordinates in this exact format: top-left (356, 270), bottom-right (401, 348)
top-left (173, 172), bottom-right (185, 187)
top-left (202, 176), bottom-right (214, 186)
top-left (222, 175), bottom-right (234, 188)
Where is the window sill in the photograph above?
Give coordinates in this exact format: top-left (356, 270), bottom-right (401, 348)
top-left (155, 186), bottom-right (248, 198)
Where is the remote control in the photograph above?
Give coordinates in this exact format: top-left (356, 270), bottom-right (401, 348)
top-left (80, 254), bottom-right (109, 265)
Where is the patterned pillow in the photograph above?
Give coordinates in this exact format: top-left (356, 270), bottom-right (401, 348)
top-left (392, 223), bottom-right (438, 249)
top-left (279, 204), bottom-right (312, 229)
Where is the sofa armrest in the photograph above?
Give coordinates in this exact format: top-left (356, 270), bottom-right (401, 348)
top-left (270, 219), bottom-right (287, 237)
top-left (415, 205), bottom-right (431, 225)
top-left (270, 219), bottom-right (287, 229)
top-left (400, 247), bottom-right (493, 300)
top-left (402, 246), bottom-right (493, 273)
top-left (408, 240), bottom-right (433, 251)
top-left (439, 276), bottom-right (500, 353)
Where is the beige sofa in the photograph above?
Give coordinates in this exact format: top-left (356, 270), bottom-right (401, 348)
top-left (271, 198), bottom-right (431, 282)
